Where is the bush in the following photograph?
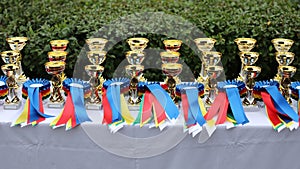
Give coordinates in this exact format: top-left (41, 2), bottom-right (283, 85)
top-left (0, 0), bottom-right (299, 81)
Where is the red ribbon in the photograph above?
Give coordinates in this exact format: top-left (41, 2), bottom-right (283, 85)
top-left (205, 92), bottom-right (229, 124)
top-left (102, 89), bottom-right (112, 124)
top-left (261, 91), bottom-right (283, 128)
top-left (55, 92), bottom-right (75, 127)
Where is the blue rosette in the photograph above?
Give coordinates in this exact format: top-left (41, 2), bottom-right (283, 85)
top-left (217, 80), bottom-right (247, 97)
top-left (290, 81), bottom-right (300, 101)
top-left (253, 80), bottom-right (279, 101)
top-left (103, 77), bottom-right (130, 93)
top-left (62, 78), bottom-right (91, 98)
top-left (0, 76), bottom-right (8, 100)
top-left (22, 78), bottom-right (51, 100)
top-left (176, 82), bottom-right (205, 98)
top-left (138, 81), bottom-right (160, 94)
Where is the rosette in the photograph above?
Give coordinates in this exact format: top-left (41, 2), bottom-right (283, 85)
top-left (0, 76), bottom-right (8, 100)
top-left (13, 79), bottom-right (53, 126)
top-left (50, 78), bottom-right (92, 130)
top-left (102, 78), bottom-right (134, 132)
top-left (133, 82), bottom-right (180, 129)
top-left (205, 80), bottom-right (249, 126)
top-left (176, 82), bottom-right (206, 136)
top-left (254, 80), bottom-right (298, 132)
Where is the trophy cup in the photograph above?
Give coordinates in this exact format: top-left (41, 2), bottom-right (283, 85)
top-left (6, 37), bottom-right (28, 82)
top-left (162, 63), bottom-right (183, 100)
top-left (86, 38), bottom-right (108, 51)
top-left (85, 65), bottom-right (104, 109)
top-left (160, 51), bottom-right (180, 63)
top-left (1, 64), bottom-right (20, 109)
top-left (271, 38), bottom-right (294, 52)
top-left (234, 38), bottom-right (256, 52)
top-left (1, 51), bottom-right (21, 65)
top-left (239, 52), bottom-right (259, 79)
top-left (194, 38), bottom-right (216, 80)
top-left (163, 40), bottom-right (182, 52)
top-left (126, 51), bottom-right (145, 65)
top-left (125, 65), bottom-right (144, 104)
top-left (50, 40), bottom-right (69, 51)
top-left (48, 51), bottom-right (68, 62)
top-left (242, 66), bottom-right (261, 105)
top-left (45, 61), bottom-right (66, 108)
top-left (278, 66), bottom-right (296, 104)
top-left (127, 38), bottom-right (149, 52)
top-left (205, 66), bottom-right (223, 105)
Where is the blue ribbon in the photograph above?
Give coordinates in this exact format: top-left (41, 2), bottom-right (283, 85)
top-left (70, 86), bottom-right (91, 123)
top-left (28, 87), bottom-right (53, 122)
top-left (185, 88), bottom-right (206, 126)
top-left (226, 87), bottom-right (249, 124)
top-left (265, 85), bottom-right (298, 122)
top-left (147, 84), bottom-right (179, 120)
top-left (106, 84), bottom-right (122, 122)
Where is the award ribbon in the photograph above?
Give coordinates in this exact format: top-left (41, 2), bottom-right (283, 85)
top-left (13, 79), bottom-right (52, 126)
top-left (102, 78), bottom-right (133, 130)
top-left (254, 80), bottom-right (298, 131)
top-left (0, 76), bottom-right (8, 100)
top-left (291, 81), bottom-right (300, 116)
top-left (50, 78), bottom-right (92, 130)
top-left (176, 82), bottom-right (206, 136)
top-left (205, 80), bottom-right (248, 126)
top-left (134, 82), bottom-right (180, 129)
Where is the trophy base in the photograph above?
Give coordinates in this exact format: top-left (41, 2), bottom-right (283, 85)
top-left (3, 102), bottom-right (21, 110)
top-left (47, 102), bottom-right (64, 109)
top-left (86, 103), bottom-right (102, 110)
top-left (128, 105), bottom-right (140, 113)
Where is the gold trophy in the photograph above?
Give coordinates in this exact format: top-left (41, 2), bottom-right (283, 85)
top-left (205, 66), bottom-right (223, 105)
top-left (239, 52), bottom-right (259, 79)
top-left (194, 38), bottom-right (217, 81)
top-left (163, 40), bottom-right (182, 52)
top-left (125, 65), bottom-right (144, 104)
top-left (126, 51), bottom-right (145, 65)
top-left (85, 65), bottom-right (104, 109)
top-left (127, 38), bottom-right (149, 52)
top-left (45, 61), bottom-right (66, 108)
top-left (1, 64), bottom-right (20, 109)
top-left (6, 37), bottom-right (28, 82)
top-left (50, 40), bottom-right (69, 51)
top-left (234, 38), bottom-right (256, 52)
top-left (242, 66), bottom-right (261, 105)
top-left (160, 51), bottom-right (180, 63)
top-left (1, 51), bottom-right (21, 65)
top-left (162, 63), bottom-right (183, 100)
top-left (271, 38), bottom-right (294, 52)
top-left (278, 66), bottom-right (296, 104)
top-left (48, 51), bottom-right (68, 62)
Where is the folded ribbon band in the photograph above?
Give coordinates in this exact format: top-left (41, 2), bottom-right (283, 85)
top-left (254, 80), bottom-right (298, 131)
top-left (205, 80), bottom-right (248, 125)
top-left (50, 78), bottom-right (92, 130)
top-left (13, 79), bottom-right (52, 126)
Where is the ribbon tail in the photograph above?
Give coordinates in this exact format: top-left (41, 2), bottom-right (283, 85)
top-left (120, 94), bottom-right (134, 124)
top-left (226, 88), bottom-right (248, 125)
top-left (215, 93), bottom-right (229, 125)
top-left (71, 86), bottom-right (91, 124)
top-left (102, 89), bottom-right (112, 124)
top-left (186, 89), bottom-right (206, 126)
top-left (153, 96), bottom-right (167, 127)
top-left (52, 92), bottom-right (74, 127)
top-left (13, 99), bottom-right (30, 126)
top-left (141, 91), bottom-right (153, 127)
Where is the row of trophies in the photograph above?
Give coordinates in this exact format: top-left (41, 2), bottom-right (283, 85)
top-left (0, 36), bottom-right (297, 110)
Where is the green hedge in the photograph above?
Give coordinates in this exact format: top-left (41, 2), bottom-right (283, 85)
top-left (0, 0), bottom-right (299, 81)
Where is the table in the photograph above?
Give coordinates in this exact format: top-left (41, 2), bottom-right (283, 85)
top-left (0, 104), bottom-right (300, 169)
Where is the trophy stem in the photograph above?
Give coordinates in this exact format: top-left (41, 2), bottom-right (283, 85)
top-left (88, 76), bottom-right (101, 104)
top-left (280, 76), bottom-right (292, 104)
top-left (243, 76), bottom-right (255, 105)
top-left (205, 76), bottom-right (217, 105)
top-left (49, 74), bottom-right (64, 104)
top-left (128, 77), bottom-right (141, 104)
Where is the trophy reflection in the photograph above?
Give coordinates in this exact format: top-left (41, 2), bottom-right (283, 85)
top-left (85, 65), bottom-right (104, 109)
top-left (278, 66), bottom-right (296, 104)
top-left (125, 65), bottom-right (144, 104)
top-left (45, 61), bottom-right (66, 108)
top-left (242, 66), bottom-right (261, 105)
top-left (1, 64), bottom-right (20, 109)
top-left (162, 63), bottom-right (182, 100)
top-left (205, 66), bottom-right (223, 105)
top-left (6, 37), bottom-right (28, 82)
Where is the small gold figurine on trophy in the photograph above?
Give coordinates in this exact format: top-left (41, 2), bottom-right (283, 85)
top-left (45, 61), bottom-right (66, 108)
top-left (162, 63), bottom-right (183, 100)
top-left (1, 64), bottom-right (20, 109)
top-left (271, 38), bottom-right (296, 103)
top-left (125, 65), bottom-right (144, 104)
top-left (205, 66), bottom-right (223, 105)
